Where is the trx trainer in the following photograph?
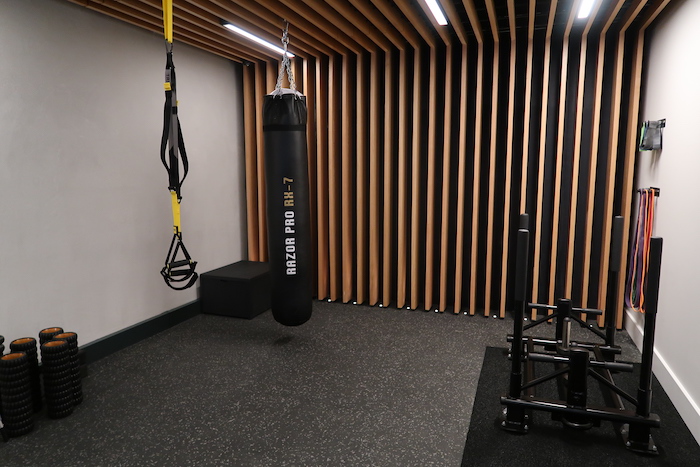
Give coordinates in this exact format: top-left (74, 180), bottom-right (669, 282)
top-left (159, 0), bottom-right (197, 290)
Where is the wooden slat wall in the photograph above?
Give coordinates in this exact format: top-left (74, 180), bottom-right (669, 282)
top-left (235, 0), bottom-right (671, 324)
top-left (72, 0), bottom-right (673, 322)
top-left (498, 0), bottom-right (517, 319)
top-left (531, 0), bottom-right (558, 320)
top-left (463, 0), bottom-right (484, 316)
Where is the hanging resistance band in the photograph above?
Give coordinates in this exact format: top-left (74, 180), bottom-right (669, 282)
top-left (625, 187), bottom-right (659, 312)
top-left (159, 0), bottom-right (197, 290)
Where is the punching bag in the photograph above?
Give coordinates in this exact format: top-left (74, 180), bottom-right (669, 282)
top-left (263, 88), bottom-right (313, 326)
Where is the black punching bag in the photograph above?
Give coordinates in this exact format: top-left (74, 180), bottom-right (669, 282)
top-left (263, 90), bottom-right (313, 326)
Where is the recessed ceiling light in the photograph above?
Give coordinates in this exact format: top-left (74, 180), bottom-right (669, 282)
top-left (578, 0), bottom-right (596, 19)
top-left (425, 0), bottom-right (448, 26)
top-left (221, 21), bottom-right (294, 58)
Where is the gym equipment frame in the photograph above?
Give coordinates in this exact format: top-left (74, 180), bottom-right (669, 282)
top-left (500, 215), bottom-right (663, 455)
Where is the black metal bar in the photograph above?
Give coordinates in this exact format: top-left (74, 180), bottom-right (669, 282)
top-left (500, 396), bottom-right (661, 427)
top-left (626, 237), bottom-right (662, 454)
top-left (589, 368), bottom-right (638, 406)
top-left (529, 302), bottom-right (603, 316)
top-left (506, 336), bottom-right (622, 354)
top-left (519, 213), bottom-right (529, 230)
top-left (556, 299), bottom-right (572, 345)
top-left (609, 216), bottom-right (624, 274)
top-left (523, 312), bottom-right (558, 331)
top-left (637, 237), bottom-right (662, 417)
top-left (525, 337), bottom-right (535, 399)
top-left (509, 229), bottom-right (529, 399)
top-left (593, 346), bottom-right (635, 409)
top-left (606, 216), bottom-right (624, 347)
top-left (528, 352), bottom-right (633, 372)
top-left (502, 228), bottom-right (530, 433)
top-left (569, 314), bottom-right (608, 341)
top-left (521, 366), bottom-right (569, 391)
top-left (563, 347), bottom-right (592, 428)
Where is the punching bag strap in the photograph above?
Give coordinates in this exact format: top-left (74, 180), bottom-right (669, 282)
top-left (159, 0), bottom-right (197, 290)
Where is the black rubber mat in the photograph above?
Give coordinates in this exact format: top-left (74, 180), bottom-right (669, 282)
top-left (462, 347), bottom-right (700, 467)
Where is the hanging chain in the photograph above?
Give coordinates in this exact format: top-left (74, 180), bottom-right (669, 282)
top-left (275, 21), bottom-right (296, 92)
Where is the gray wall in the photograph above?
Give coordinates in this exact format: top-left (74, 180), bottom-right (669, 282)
top-left (628, 0), bottom-right (700, 443)
top-left (0, 0), bottom-right (246, 345)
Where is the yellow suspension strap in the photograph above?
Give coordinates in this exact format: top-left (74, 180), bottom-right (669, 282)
top-left (159, 0), bottom-right (197, 290)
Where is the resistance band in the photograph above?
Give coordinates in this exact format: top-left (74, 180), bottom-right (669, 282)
top-left (625, 188), bottom-right (659, 312)
top-left (159, 0), bottom-right (197, 290)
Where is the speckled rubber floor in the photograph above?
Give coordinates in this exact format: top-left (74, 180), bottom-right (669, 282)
top-left (0, 302), bottom-right (641, 466)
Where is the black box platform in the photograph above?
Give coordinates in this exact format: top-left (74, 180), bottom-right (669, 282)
top-left (200, 261), bottom-right (270, 319)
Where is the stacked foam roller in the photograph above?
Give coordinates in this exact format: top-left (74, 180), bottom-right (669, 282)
top-left (39, 327), bottom-right (64, 346)
top-left (53, 333), bottom-right (82, 405)
top-left (0, 327), bottom-right (84, 440)
top-left (40, 340), bottom-right (74, 419)
top-left (0, 353), bottom-right (35, 437)
top-left (9, 338), bottom-right (42, 412)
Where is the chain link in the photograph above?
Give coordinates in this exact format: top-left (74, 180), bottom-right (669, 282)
top-left (275, 22), bottom-right (296, 92)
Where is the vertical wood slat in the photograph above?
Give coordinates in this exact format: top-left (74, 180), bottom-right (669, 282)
top-left (266, 59), bottom-right (277, 93)
top-left (598, 1), bottom-right (649, 324)
top-left (342, 54), bottom-right (355, 303)
top-left (367, 0), bottom-right (423, 310)
top-left (438, 43), bottom-right (454, 312)
top-left (484, 0), bottom-right (500, 317)
top-left (519, 0), bottom-right (536, 215)
top-left (243, 64), bottom-right (260, 261)
top-left (581, 0), bottom-right (627, 308)
top-left (463, 0), bottom-right (484, 316)
top-left (499, 0), bottom-right (517, 318)
top-left (409, 48), bottom-right (422, 310)
top-left (316, 55), bottom-right (329, 300)
top-left (531, 0), bottom-right (559, 319)
top-left (564, 0), bottom-right (604, 309)
top-left (423, 44), bottom-right (439, 311)
top-left (303, 58), bottom-right (319, 292)
top-left (328, 54), bottom-right (341, 301)
top-left (441, 0), bottom-right (469, 315)
top-left (356, 53), bottom-right (368, 304)
top-left (382, 50), bottom-right (397, 308)
top-left (397, 0), bottom-right (437, 313)
top-left (452, 44), bottom-right (469, 314)
top-left (396, 48), bottom-right (409, 310)
top-left (547, 1), bottom-right (581, 306)
top-left (254, 61), bottom-right (268, 261)
top-left (453, 44), bottom-right (469, 314)
top-left (368, 51), bottom-right (381, 306)
top-left (418, 0), bottom-right (455, 314)
top-left (614, 30), bottom-right (645, 328)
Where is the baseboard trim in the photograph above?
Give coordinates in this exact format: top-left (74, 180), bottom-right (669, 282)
top-left (624, 308), bottom-right (700, 443)
top-left (81, 300), bottom-right (200, 365)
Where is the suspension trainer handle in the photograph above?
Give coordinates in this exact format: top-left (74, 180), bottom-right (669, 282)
top-left (159, 0), bottom-right (197, 290)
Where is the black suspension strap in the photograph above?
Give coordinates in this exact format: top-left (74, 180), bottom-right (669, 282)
top-left (159, 0), bottom-right (197, 290)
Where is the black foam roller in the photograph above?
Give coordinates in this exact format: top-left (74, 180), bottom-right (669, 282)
top-left (263, 91), bottom-right (313, 326)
